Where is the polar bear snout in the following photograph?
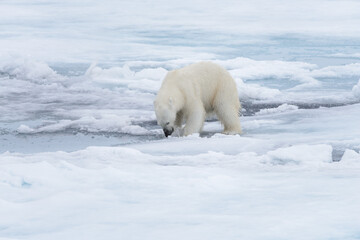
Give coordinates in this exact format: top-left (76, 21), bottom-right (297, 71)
top-left (163, 126), bottom-right (174, 137)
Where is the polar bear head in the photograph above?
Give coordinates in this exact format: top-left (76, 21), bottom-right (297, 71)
top-left (154, 97), bottom-right (176, 137)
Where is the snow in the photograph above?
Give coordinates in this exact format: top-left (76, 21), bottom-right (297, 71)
top-left (1, 0), bottom-right (360, 239)
top-left (331, 53), bottom-right (360, 59)
top-left (1, 145), bottom-right (360, 240)
top-left (16, 116), bottom-right (149, 135)
top-left (236, 78), bottom-right (282, 100)
top-left (266, 144), bottom-right (333, 165)
top-left (353, 79), bottom-right (360, 99)
top-left (256, 104), bottom-right (299, 115)
top-left (341, 149), bottom-right (360, 163)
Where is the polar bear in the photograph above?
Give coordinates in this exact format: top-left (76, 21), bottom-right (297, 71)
top-left (154, 61), bottom-right (241, 137)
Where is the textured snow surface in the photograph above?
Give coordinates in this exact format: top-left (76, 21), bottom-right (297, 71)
top-left (1, 0), bottom-right (360, 239)
top-left (1, 145), bottom-right (360, 240)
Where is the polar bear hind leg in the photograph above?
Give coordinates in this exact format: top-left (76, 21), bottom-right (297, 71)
top-left (218, 105), bottom-right (242, 135)
top-left (214, 93), bottom-right (242, 135)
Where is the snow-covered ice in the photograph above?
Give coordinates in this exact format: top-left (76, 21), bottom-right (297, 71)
top-left (1, 0), bottom-right (360, 239)
top-left (1, 145), bottom-right (360, 240)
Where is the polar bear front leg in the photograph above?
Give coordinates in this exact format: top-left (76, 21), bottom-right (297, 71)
top-left (183, 104), bottom-right (206, 136)
top-left (175, 111), bottom-right (183, 128)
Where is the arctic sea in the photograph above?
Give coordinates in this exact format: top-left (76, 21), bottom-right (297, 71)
top-left (1, 0), bottom-right (360, 239)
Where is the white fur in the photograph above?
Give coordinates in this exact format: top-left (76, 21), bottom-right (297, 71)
top-left (154, 61), bottom-right (241, 136)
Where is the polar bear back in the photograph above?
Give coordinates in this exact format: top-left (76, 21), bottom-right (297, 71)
top-left (162, 61), bottom-right (239, 112)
